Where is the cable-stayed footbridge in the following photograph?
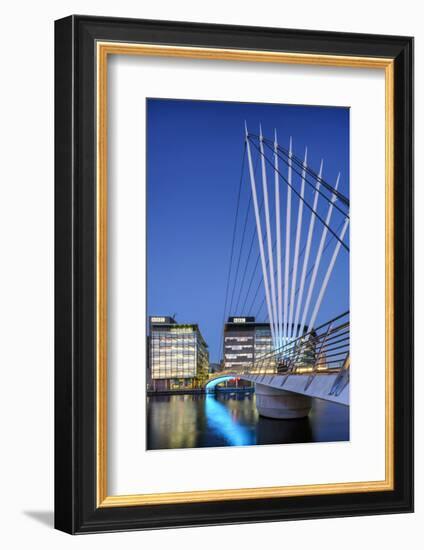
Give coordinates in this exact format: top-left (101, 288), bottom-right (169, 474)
top-left (218, 124), bottom-right (350, 418)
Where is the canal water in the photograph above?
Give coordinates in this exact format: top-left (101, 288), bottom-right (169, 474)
top-left (146, 392), bottom-right (349, 450)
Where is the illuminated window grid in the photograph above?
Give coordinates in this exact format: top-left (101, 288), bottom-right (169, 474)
top-left (151, 329), bottom-right (197, 380)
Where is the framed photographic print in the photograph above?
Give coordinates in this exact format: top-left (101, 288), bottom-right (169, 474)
top-left (54, 15), bottom-right (414, 533)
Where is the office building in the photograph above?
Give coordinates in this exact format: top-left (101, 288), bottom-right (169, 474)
top-left (148, 316), bottom-right (209, 391)
top-left (223, 316), bottom-right (274, 370)
top-left (223, 317), bottom-right (313, 371)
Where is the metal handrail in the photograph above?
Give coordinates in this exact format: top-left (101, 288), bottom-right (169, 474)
top-left (215, 312), bottom-right (349, 386)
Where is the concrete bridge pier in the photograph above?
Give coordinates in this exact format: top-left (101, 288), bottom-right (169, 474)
top-left (255, 383), bottom-right (312, 419)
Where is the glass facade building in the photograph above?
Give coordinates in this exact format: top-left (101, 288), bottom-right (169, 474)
top-left (223, 317), bottom-right (313, 372)
top-left (223, 317), bottom-right (275, 371)
top-left (148, 316), bottom-right (209, 391)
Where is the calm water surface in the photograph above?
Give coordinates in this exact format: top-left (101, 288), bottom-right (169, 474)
top-left (147, 392), bottom-right (349, 450)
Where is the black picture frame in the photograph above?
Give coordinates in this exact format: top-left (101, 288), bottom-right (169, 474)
top-left (55, 15), bottom-right (414, 534)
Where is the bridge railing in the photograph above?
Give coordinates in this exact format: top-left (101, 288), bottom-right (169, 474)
top-left (223, 311), bottom-right (349, 378)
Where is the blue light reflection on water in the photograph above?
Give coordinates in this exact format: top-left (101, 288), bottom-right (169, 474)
top-left (146, 392), bottom-right (349, 450)
top-left (204, 394), bottom-right (255, 446)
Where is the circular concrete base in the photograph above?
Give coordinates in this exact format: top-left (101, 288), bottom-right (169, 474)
top-left (255, 383), bottom-right (312, 419)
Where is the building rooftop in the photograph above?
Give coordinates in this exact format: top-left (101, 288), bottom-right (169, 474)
top-left (224, 316), bottom-right (270, 329)
top-left (149, 316), bottom-right (209, 348)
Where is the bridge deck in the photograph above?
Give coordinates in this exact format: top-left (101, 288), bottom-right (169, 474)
top-left (240, 372), bottom-right (349, 406)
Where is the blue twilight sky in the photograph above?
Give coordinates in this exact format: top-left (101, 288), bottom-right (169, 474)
top-left (147, 98), bottom-right (350, 362)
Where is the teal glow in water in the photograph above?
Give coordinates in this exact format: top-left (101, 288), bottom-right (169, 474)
top-left (146, 393), bottom-right (349, 450)
top-left (204, 395), bottom-right (254, 446)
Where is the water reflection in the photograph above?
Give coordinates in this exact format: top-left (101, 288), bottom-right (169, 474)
top-left (205, 395), bottom-right (255, 446)
top-left (146, 392), bottom-right (349, 450)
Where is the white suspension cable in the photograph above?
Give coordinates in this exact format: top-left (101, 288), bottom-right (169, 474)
top-left (293, 160), bottom-right (323, 338)
top-left (274, 130), bottom-right (283, 349)
top-left (308, 217), bottom-right (349, 330)
top-left (288, 147), bottom-right (307, 340)
top-left (283, 137), bottom-right (293, 344)
top-left (259, 125), bottom-right (278, 349)
top-left (298, 173), bottom-right (340, 337)
top-left (245, 123), bottom-right (276, 347)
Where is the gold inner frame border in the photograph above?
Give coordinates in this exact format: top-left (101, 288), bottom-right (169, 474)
top-left (96, 42), bottom-right (394, 507)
